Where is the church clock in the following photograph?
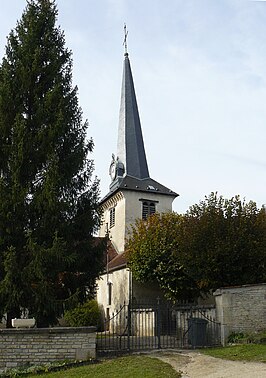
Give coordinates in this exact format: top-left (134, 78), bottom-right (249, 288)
top-left (109, 154), bottom-right (117, 181)
top-left (110, 162), bottom-right (117, 181)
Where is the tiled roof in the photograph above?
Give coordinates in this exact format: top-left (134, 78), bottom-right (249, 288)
top-left (100, 175), bottom-right (179, 205)
top-left (107, 251), bottom-right (127, 271)
top-left (101, 240), bottom-right (128, 272)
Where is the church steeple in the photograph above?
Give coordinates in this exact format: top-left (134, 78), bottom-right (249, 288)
top-left (99, 31), bottom-right (178, 254)
top-left (116, 52), bottom-right (149, 180)
top-left (104, 26), bottom-right (178, 199)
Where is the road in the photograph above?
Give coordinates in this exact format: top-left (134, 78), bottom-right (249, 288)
top-left (145, 350), bottom-right (266, 378)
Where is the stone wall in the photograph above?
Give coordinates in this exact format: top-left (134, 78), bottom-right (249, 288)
top-left (214, 283), bottom-right (266, 345)
top-left (0, 327), bottom-right (96, 371)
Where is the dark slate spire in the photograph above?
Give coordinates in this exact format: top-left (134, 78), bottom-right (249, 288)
top-left (117, 53), bottom-right (150, 179)
top-left (102, 47), bottom-right (179, 201)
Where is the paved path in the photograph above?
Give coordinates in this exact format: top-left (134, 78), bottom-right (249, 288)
top-left (145, 350), bottom-right (266, 378)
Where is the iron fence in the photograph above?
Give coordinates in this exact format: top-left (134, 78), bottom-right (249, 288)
top-left (96, 299), bottom-right (221, 356)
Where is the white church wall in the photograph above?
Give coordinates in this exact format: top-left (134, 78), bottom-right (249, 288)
top-left (110, 196), bottom-right (125, 253)
top-left (99, 192), bottom-right (126, 253)
top-left (99, 190), bottom-right (175, 255)
top-left (124, 190), bottom-right (175, 239)
top-left (97, 268), bottom-right (130, 322)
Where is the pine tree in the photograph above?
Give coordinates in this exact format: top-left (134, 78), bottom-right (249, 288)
top-left (0, 0), bottom-right (105, 327)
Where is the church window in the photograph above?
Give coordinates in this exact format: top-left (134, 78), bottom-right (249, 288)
top-left (109, 207), bottom-right (115, 228)
top-left (107, 281), bottom-right (112, 306)
top-left (142, 201), bottom-right (156, 220)
top-left (106, 308), bottom-right (110, 331)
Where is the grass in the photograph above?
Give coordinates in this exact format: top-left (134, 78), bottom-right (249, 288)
top-left (202, 344), bottom-right (266, 363)
top-left (29, 356), bottom-right (181, 378)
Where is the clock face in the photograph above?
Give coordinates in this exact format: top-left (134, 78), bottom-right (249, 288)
top-left (110, 162), bottom-right (117, 181)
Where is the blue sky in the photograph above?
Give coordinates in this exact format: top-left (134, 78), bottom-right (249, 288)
top-left (0, 0), bottom-right (266, 213)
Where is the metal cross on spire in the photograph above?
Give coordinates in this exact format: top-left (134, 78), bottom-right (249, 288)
top-left (123, 23), bottom-right (128, 55)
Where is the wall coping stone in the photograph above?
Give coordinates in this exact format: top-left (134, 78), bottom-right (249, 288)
top-left (213, 283), bottom-right (266, 296)
top-left (0, 327), bottom-right (96, 335)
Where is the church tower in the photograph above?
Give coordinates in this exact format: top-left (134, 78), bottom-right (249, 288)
top-left (99, 45), bottom-right (178, 254)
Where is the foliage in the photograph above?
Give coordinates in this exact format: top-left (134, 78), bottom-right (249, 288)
top-left (126, 192), bottom-right (266, 302)
top-left (227, 332), bottom-right (246, 344)
top-left (182, 192), bottom-right (266, 291)
top-left (248, 330), bottom-right (266, 344)
top-left (126, 212), bottom-right (199, 301)
top-left (202, 344), bottom-right (266, 363)
top-left (26, 356), bottom-right (182, 378)
top-left (0, 360), bottom-right (97, 377)
top-left (0, 0), bottom-right (105, 327)
top-left (227, 330), bottom-right (266, 344)
top-left (64, 300), bottom-right (102, 328)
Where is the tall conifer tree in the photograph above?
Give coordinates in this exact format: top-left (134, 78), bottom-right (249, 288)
top-left (0, 0), bottom-right (105, 327)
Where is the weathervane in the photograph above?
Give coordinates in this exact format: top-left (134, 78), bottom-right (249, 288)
top-left (123, 23), bottom-right (128, 55)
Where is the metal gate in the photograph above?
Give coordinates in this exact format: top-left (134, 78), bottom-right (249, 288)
top-left (96, 300), bottom-right (221, 356)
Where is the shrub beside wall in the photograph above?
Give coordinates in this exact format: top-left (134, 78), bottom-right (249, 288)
top-left (64, 300), bottom-right (102, 329)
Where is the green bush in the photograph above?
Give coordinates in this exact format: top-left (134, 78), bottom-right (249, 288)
top-left (246, 330), bottom-right (266, 344)
top-left (227, 331), bottom-right (246, 343)
top-left (228, 330), bottom-right (266, 344)
top-left (64, 300), bottom-right (102, 329)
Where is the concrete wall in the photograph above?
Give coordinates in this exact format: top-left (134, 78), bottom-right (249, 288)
top-left (0, 327), bottom-right (96, 371)
top-left (214, 284), bottom-right (266, 345)
top-left (131, 308), bottom-right (155, 336)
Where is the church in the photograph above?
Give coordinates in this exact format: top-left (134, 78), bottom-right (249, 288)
top-left (96, 44), bottom-right (178, 319)
top-left (95, 36), bottom-right (266, 348)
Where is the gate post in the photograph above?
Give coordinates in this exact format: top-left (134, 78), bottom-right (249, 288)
top-left (157, 297), bottom-right (161, 349)
top-left (127, 301), bottom-right (131, 351)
